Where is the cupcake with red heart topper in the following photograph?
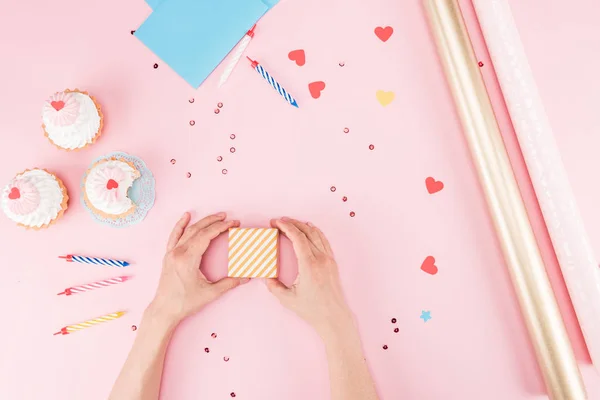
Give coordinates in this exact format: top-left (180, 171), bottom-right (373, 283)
top-left (83, 158), bottom-right (141, 219)
top-left (1, 169), bottom-right (69, 229)
top-left (42, 89), bottom-right (103, 150)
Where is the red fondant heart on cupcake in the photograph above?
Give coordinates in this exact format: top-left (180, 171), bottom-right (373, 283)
top-left (288, 49), bottom-right (306, 66)
top-left (106, 179), bottom-right (119, 190)
top-left (421, 256), bottom-right (438, 275)
top-left (51, 101), bottom-right (65, 111)
top-left (8, 187), bottom-right (20, 200)
top-left (309, 81), bottom-right (326, 99)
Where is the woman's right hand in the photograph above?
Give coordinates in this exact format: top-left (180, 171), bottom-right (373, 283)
top-left (266, 217), bottom-right (354, 338)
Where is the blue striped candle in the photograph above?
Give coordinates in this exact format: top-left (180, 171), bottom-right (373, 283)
top-left (60, 254), bottom-right (130, 267)
top-left (247, 57), bottom-right (299, 108)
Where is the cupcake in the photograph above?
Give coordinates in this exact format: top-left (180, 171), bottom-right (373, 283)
top-left (83, 158), bottom-right (141, 219)
top-left (42, 89), bottom-right (103, 150)
top-left (1, 169), bottom-right (69, 229)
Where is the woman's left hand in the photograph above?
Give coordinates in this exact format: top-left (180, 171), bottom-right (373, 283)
top-left (149, 212), bottom-right (249, 325)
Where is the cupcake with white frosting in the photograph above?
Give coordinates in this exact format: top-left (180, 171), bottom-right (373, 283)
top-left (83, 158), bottom-right (140, 219)
top-left (1, 169), bottom-right (69, 229)
top-left (42, 89), bottom-right (103, 150)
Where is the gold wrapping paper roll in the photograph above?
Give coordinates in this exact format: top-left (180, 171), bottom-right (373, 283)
top-left (423, 1), bottom-right (586, 399)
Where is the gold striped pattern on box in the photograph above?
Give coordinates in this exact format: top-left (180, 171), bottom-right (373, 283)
top-left (228, 228), bottom-right (279, 278)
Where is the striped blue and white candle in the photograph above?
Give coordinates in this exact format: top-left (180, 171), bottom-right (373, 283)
top-left (59, 254), bottom-right (130, 267)
top-left (247, 57), bottom-right (299, 108)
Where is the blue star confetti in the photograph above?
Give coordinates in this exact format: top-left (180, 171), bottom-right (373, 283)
top-left (420, 310), bottom-right (431, 323)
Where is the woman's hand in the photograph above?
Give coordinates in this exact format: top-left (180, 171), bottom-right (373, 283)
top-left (149, 212), bottom-right (249, 326)
top-left (266, 217), bottom-right (354, 338)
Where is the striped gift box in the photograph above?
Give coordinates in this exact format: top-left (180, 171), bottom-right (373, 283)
top-left (228, 228), bottom-right (279, 278)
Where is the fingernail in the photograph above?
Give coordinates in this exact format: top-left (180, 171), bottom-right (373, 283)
top-left (307, 222), bottom-right (313, 227)
top-left (241, 278), bottom-right (251, 284)
top-left (216, 212), bottom-right (226, 218)
top-left (281, 216), bottom-right (290, 221)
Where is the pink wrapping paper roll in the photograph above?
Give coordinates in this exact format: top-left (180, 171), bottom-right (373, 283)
top-left (472, 0), bottom-right (600, 369)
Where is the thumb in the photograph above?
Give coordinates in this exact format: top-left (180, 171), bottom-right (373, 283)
top-left (265, 278), bottom-right (293, 303)
top-left (212, 277), bottom-right (250, 295)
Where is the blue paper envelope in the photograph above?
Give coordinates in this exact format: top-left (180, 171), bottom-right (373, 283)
top-left (136, 0), bottom-right (278, 87)
top-left (145, 0), bottom-right (163, 9)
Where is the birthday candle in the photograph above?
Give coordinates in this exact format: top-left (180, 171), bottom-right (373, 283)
top-left (53, 311), bottom-right (126, 336)
top-left (218, 25), bottom-right (256, 87)
top-left (247, 57), bottom-right (299, 108)
top-left (59, 254), bottom-right (130, 267)
top-left (57, 276), bottom-right (132, 296)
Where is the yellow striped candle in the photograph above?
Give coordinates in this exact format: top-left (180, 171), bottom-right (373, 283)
top-left (53, 311), bottom-right (126, 336)
top-left (228, 228), bottom-right (279, 278)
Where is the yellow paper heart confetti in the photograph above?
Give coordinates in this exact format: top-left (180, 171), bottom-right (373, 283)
top-left (376, 90), bottom-right (395, 106)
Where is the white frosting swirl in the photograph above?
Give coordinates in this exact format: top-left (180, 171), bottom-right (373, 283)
top-left (85, 160), bottom-right (138, 216)
top-left (1, 170), bottom-right (65, 228)
top-left (42, 92), bottom-right (101, 150)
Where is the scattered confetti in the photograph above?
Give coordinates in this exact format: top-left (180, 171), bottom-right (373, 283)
top-left (153, 63), bottom-right (158, 69)
top-left (350, 211), bottom-right (356, 217)
top-left (478, 61), bottom-right (484, 67)
top-left (309, 81), bottom-right (326, 99)
top-left (421, 256), bottom-right (438, 275)
top-left (394, 328), bottom-right (399, 333)
top-left (391, 318), bottom-right (397, 324)
top-left (170, 159), bottom-right (176, 165)
top-left (339, 62), bottom-right (345, 67)
top-left (420, 310), bottom-right (432, 323)
top-left (224, 356), bottom-right (230, 362)
top-left (382, 345), bottom-right (388, 350)
top-left (218, 102), bottom-right (224, 108)
top-left (343, 127), bottom-right (350, 133)
top-left (369, 144), bottom-right (375, 150)
top-left (189, 98), bottom-right (195, 103)
top-left (189, 120), bottom-right (195, 126)
top-left (330, 186), bottom-right (336, 192)
top-left (217, 156), bottom-right (223, 162)
top-left (130, 30), bottom-right (136, 35)
top-left (288, 49), bottom-right (306, 66)
top-left (186, 172), bottom-right (191, 178)
top-left (214, 108), bottom-right (220, 114)
top-left (211, 333), bottom-right (217, 339)
top-left (230, 134), bottom-right (236, 140)
top-left (342, 196), bottom-right (348, 202)
top-left (204, 347), bottom-right (210, 353)
top-left (376, 90), bottom-right (395, 107)
top-left (230, 147), bottom-right (236, 153)
top-left (425, 177), bottom-right (444, 194)
top-left (222, 169), bottom-right (228, 175)
top-left (230, 393), bottom-right (236, 398)
top-left (131, 325), bottom-right (137, 331)
top-left (374, 26), bottom-right (394, 42)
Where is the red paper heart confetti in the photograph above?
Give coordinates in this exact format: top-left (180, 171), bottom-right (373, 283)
top-left (375, 26), bottom-right (394, 42)
top-left (51, 101), bottom-right (65, 111)
top-left (421, 256), bottom-right (438, 275)
top-left (8, 187), bottom-right (20, 200)
top-left (106, 179), bottom-right (119, 190)
top-left (309, 81), bottom-right (326, 99)
top-left (425, 177), bottom-right (444, 194)
top-left (288, 49), bottom-right (306, 66)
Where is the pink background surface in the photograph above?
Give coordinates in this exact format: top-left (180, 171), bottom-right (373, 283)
top-left (1, 0), bottom-right (599, 398)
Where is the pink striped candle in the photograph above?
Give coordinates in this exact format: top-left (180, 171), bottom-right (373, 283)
top-left (57, 276), bottom-right (132, 296)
